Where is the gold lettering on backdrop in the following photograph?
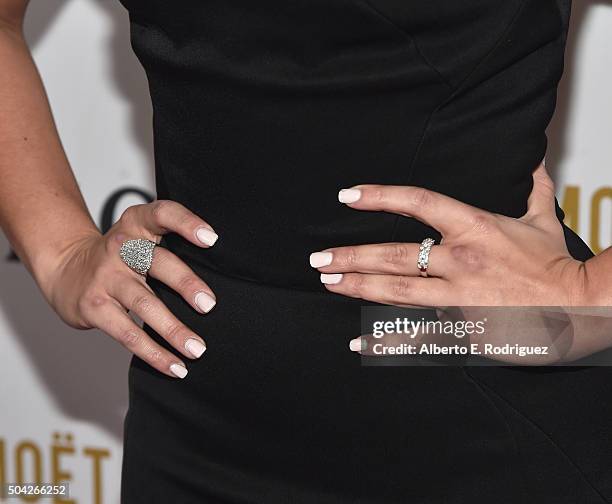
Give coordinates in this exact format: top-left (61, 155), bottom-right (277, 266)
top-left (591, 187), bottom-right (612, 255)
top-left (51, 433), bottom-right (75, 504)
top-left (83, 448), bottom-right (109, 504)
top-left (15, 441), bottom-right (42, 503)
top-left (0, 436), bottom-right (112, 503)
top-left (561, 185), bottom-right (580, 234)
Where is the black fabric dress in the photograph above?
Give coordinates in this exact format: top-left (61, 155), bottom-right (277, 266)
top-left (117, 1), bottom-right (612, 502)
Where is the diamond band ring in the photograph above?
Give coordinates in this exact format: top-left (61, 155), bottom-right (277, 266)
top-left (417, 237), bottom-right (435, 277)
top-left (119, 238), bottom-right (157, 276)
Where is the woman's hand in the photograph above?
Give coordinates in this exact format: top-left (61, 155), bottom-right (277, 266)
top-left (0, 2), bottom-right (217, 379)
top-left (309, 163), bottom-right (611, 364)
top-left (309, 164), bottom-right (587, 308)
top-left (39, 200), bottom-right (218, 379)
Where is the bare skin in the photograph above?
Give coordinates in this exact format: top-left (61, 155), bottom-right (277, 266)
top-left (0, 0), bottom-right (218, 378)
top-left (309, 169), bottom-right (612, 361)
top-left (1, 1), bottom-right (611, 374)
top-left (313, 166), bottom-right (587, 307)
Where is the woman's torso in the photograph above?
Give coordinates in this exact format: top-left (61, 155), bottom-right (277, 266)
top-left (118, 2), bottom-right (612, 503)
top-left (119, 0), bottom-right (584, 288)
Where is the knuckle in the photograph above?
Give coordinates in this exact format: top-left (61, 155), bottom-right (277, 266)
top-left (140, 340), bottom-right (164, 363)
top-left (177, 210), bottom-right (198, 229)
top-left (103, 231), bottom-right (130, 257)
top-left (151, 199), bottom-right (173, 222)
top-left (392, 276), bottom-right (412, 300)
top-left (78, 293), bottom-right (106, 313)
top-left (119, 204), bottom-right (140, 224)
top-left (340, 247), bottom-right (359, 268)
top-left (383, 243), bottom-right (410, 266)
top-left (164, 323), bottom-right (188, 345)
top-left (151, 248), bottom-right (170, 269)
top-left (450, 244), bottom-right (470, 261)
top-left (147, 348), bottom-right (163, 363)
top-left (470, 212), bottom-right (496, 234)
top-left (370, 187), bottom-right (387, 204)
top-left (409, 187), bottom-right (432, 209)
top-left (176, 274), bottom-right (200, 294)
top-left (450, 244), bottom-right (483, 271)
top-left (120, 328), bottom-right (141, 349)
top-left (347, 274), bottom-right (365, 296)
top-left (130, 293), bottom-right (154, 314)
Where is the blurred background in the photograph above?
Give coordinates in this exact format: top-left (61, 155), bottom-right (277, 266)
top-left (0, 1), bottom-right (610, 502)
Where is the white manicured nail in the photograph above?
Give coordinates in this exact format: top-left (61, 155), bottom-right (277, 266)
top-left (196, 227), bottom-right (218, 246)
top-left (195, 292), bottom-right (216, 313)
top-left (185, 338), bottom-right (206, 358)
top-left (338, 188), bottom-right (362, 204)
top-left (310, 252), bottom-right (333, 268)
top-left (320, 273), bottom-right (343, 285)
top-left (349, 338), bottom-right (362, 352)
top-left (170, 363), bottom-right (188, 378)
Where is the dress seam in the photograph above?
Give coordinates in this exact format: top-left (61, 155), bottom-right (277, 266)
top-left (460, 367), bottom-right (530, 501)
top-left (465, 369), bottom-right (609, 503)
top-left (359, 0), bottom-right (454, 91)
top-left (382, 0), bottom-right (530, 242)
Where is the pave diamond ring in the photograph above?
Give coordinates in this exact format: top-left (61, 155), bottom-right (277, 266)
top-left (119, 238), bottom-right (157, 276)
top-left (417, 237), bottom-right (435, 278)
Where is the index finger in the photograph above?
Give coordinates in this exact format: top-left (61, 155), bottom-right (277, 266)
top-left (134, 200), bottom-right (218, 248)
top-left (338, 185), bottom-right (480, 237)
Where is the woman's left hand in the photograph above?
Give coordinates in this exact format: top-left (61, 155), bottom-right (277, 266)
top-left (309, 163), bottom-right (587, 308)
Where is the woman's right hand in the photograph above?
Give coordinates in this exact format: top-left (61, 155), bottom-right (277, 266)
top-left (39, 200), bottom-right (218, 379)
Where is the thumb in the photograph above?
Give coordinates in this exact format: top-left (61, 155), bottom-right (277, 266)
top-left (524, 161), bottom-right (557, 219)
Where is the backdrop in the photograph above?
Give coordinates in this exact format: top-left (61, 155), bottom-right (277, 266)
top-left (0, 1), bottom-right (610, 503)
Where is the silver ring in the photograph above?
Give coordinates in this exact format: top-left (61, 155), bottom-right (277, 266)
top-left (417, 237), bottom-right (435, 277)
top-left (119, 238), bottom-right (156, 276)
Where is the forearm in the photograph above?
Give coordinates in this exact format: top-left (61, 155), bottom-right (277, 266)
top-left (0, 20), bottom-right (100, 288)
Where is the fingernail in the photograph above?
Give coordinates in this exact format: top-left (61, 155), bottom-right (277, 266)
top-left (170, 363), bottom-right (188, 378)
top-left (185, 338), bottom-right (206, 358)
top-left (309, 251), bottom-right (333, 268)
top-left (338, 188), bottom-right (361, 204)
top-left (195, 292), bottom-right (216, 313)
top-left (349, 337), bottom-right (363, 352)
top-left (196, 227), bottom-right (218, 247)
top-left (320, 273), bottom-right (343, 285)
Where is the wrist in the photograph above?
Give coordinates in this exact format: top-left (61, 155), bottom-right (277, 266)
top-left (577, 249), bottom-right (612, 306)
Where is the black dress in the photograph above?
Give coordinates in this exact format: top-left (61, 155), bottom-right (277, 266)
top-left (118, 1), bottom-right (612, 502)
